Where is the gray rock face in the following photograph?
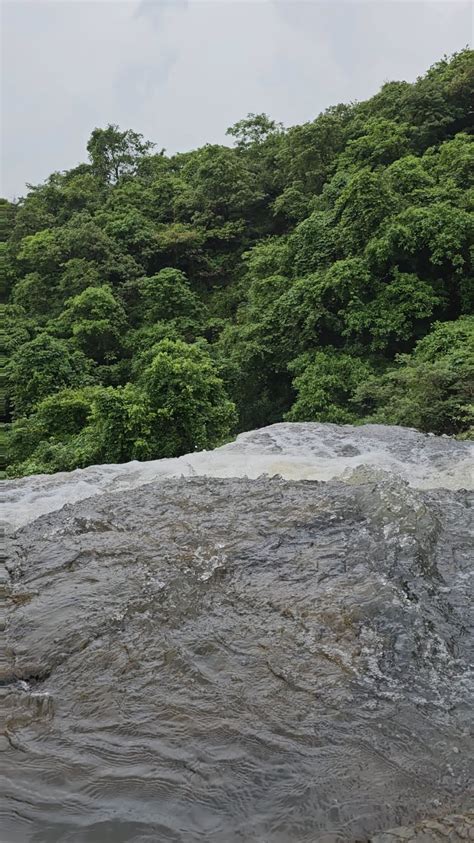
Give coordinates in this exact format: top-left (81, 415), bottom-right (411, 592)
top-left (1, 425), bottom-right (473, 841)
top-left (370, 810), bottom-right (474, 841)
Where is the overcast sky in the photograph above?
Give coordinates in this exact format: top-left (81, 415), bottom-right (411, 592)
top-left (1, 0), bottom-right (472, 199)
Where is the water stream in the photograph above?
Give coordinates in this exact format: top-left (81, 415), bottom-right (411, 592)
top-left (1, 424), bottom-right (473, 841)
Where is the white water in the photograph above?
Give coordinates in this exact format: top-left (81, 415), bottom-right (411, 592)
top-left (2, 423), bottom-right (473, 531)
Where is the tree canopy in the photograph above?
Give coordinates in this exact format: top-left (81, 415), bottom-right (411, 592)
top-left (3, 50), bottom-right (473, 476)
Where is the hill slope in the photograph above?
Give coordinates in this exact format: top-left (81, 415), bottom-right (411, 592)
top-left (1, 50), bottom-right (473, 476)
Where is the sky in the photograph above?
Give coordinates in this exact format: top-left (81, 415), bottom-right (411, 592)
top-left (1, 0), bottom-right (472, 199)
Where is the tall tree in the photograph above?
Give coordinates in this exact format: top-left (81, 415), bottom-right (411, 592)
top-left (87, 124), bottom-right (155, 184)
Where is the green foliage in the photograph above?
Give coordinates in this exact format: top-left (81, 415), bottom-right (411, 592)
top-left (10, 273), bottom-right (52, 316)
top-left (7, 343), bottom-right (236, 475)
top-left (137, 268), bottom-right (205, 329)
top-left (338, 266), bottom-right (440, 351)
top-left (7, 334), bottom-right (94, 416)
top-left (7, 386), bottom-right (103, 475)
top-left (286, 350), bottom-right (374, 424)
top-left (98, 209), bottom-right (158, 259)
top-left (58, 286), bottom-right (127, 362)
top-left (356, 318), bottom-right (474, 435)
top-left (340, 119), bottom-right (411, 169)
top-left (179, 144), bottom-right (265, 224)
top-left (85, 383), bottom-right (155, 463)
top-left (87, 124), bottom-right (155, 184)
top-left (58, 258), bottom-right (101, 296)
top-left (226, 113), bottom-right (283, 149)
top-left (3, 305), bottom-right (35, 355)
top-left (4, 50), bottom-right (474, 475)
top-left (275, 106), bottom-right (349, 195)
top-left (17, 228), bottom-right (62, 274)
top-left (334, 169), bottom-right (396, 253)
top-left (290, 211), bottom-right (339, 274)
top-left (137, 339), bottom-right (237, 456)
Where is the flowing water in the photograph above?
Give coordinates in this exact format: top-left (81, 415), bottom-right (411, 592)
top-left (1, 424), bottom-right (473, 842)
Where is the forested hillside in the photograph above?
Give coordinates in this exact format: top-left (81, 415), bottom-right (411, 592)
top-left (1, 50), bottom-right (473, 476)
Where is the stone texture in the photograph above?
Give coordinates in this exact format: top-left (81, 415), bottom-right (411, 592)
top-left (370, 811), bottom-right (474, 842)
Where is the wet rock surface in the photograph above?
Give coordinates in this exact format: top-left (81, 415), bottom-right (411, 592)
top-left (1, 425), bottom-right (473, 841)
top-left (3, 422), bottom-right (473, 531)
top-left (370, 810), bottom-right (474, 841)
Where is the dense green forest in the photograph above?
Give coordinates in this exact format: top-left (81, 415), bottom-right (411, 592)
top-left (1, 50), bottom-right (473, 477)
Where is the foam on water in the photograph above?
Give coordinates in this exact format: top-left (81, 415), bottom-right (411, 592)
top-left (2, 423), bottom-right (473, 530)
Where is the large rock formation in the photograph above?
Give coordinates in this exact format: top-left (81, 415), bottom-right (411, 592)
top-left (1, 424), bottom-right (473, 841)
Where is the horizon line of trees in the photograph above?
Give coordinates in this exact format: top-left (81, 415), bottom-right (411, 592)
top-left (1, 49), bottom-right (473, 477)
